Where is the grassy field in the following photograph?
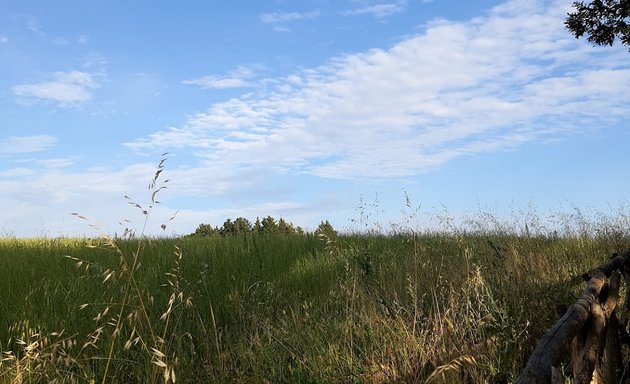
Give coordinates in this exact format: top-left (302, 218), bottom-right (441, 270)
top-left (0, 223), bottom-right (628, 383)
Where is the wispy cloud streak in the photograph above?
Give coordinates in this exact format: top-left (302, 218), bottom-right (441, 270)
top-left (344, 1), bottom-right (407, 18)
top-left (259, 10), bottom-right (320, 31)
top-left (183, 65), bottom-right (262, 89)
top-left (0, 135), bottom-right (57, 155)
top-left (128, 0), bottom-right (630, 180)
top-left (12, 70), bottom-right (104, 107)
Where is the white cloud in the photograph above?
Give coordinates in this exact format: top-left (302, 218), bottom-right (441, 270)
top-left (260, 10), bottom-right (320, 23)
top-left (344, 2), bottom-right (407, 18)
top-left (128, 0), bottom-right (630, 180)
top-left (16, 157), bottom-right (76, 169)
top-left (12, 70), bottom-right (104, 107)
top-left (0, 159), bottom-right (342, 236)
top-left (0, 135), bottom-right (57, 155)
top-left (0, 36), bottom-right (8, 44)
top-left (0, 163), bottom-right (156, 237)
top-left (259, 10), bottom-right (320, 31)
top-left (183, 65), bottom-right (261, 89)
top-left (0, 168), bottom-right (37, 178)
top-left (27, 17), bottom-right (42, 33)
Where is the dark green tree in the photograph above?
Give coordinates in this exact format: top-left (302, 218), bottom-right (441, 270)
top-left (314, 220), bottom-right (337, 238)
top-left (565, 0), bottom-right (630, 48)
top-left (254, 217), bottom-right (263, 233)
top-left (220, 218), bottom-right (236, 236)
top-left (191, 223), bottom-right (219, 237)
top-left (261, 216), bottom-right (278, 233)
top-left (277, 217), bottom-right (296, 235)
top-left (233, 217), bottom-right (253, 234)
top-left (220, 217), bottom-right (252, 236)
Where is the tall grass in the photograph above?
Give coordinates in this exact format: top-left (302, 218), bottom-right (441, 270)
top-left (1, 226), bottom-right (628, 382)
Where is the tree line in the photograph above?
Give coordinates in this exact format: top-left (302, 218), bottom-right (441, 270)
top-left (188, 216), bottom-right (337, 238)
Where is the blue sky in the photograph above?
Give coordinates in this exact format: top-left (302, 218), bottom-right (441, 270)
top-left (1, 0), bottom-right (629, 237)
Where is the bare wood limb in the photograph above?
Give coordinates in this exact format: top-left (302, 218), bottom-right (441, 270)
top-left (621, 262), bottom-right (630, 337)
top-left (571, 327), bottom-right (587, 380)
top-left (600, 311), bottom-right (622, 384)
top-left (603, 271), bottom-right (621, 317)
top-left (574, 301), bottom-right (605, 384)
top-left (579, 271), bottom-right (621, 384)
top-left (602, 272), bottom-right (622, 383)
top-left (517, 275), bottom-right (605, 383)
top-left (516, 250), bottom-right (630, 384)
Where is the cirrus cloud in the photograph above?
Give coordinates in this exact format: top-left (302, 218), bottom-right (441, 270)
top-left (0, 135), bottom-right (57, 155)
top-left (182, 65), bottom-right (262, 89)
top-left (344, 1), bottom-right (408, 18)
top-left (259, 10), bottom-right (320, 32)
top-left (128, 0), bottom-right (630, 180)
top-left (12, 70), bottom-right (104, 107)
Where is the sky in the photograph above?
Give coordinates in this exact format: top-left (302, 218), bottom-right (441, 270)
top-left (1, 0), bottom-right (630, 237)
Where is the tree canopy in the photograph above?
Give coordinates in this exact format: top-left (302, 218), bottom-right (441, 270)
top-left (188, 215), bottom-right (308, 237)
top-left (565, 0), bottom-right (630, 48)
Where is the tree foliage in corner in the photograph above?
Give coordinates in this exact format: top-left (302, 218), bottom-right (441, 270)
top-left (565, 0), bottom-right (630, 48)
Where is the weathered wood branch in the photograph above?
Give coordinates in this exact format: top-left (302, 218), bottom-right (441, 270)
top-left (576, 271), bottom-right (621, 384)
top-left (575, 301), bottom-right (605, 384)
top-left (516, 250), bottom-right (630, 384)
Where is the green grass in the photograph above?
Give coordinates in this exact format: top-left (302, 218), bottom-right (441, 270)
top-left (0, 228), bottom-right (628, 383)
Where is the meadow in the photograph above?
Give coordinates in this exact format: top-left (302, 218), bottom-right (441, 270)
top-left (1, 209), bottom-right (630, 384)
